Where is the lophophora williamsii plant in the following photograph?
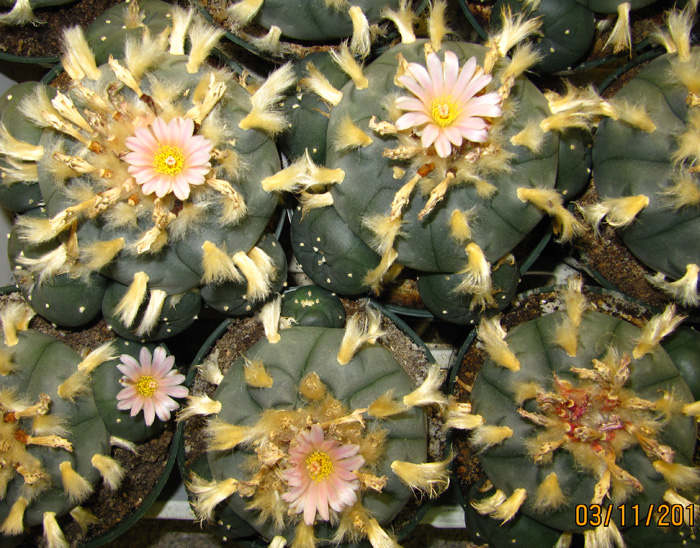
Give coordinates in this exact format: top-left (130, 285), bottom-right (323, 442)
top-left (0, 298), bottom-right (187, 546)
top-left (0, 0), bottom-right (294, 340)
top-left (582, 2), bottom-right (700, 310)
top-left (181, 297), bottom-right (458, 548)
top-left (280, 1), bottom-right (620, 323)
top-left (454, 278), bottom-right (700, 547)
top-left (212, 0), bottom-right (416, 58)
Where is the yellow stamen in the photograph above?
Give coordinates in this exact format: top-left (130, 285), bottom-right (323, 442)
top-left (154, 145), bottom-right (185, 175)
top-left (136, 376), bottom-right (158, 397)
top-left (306, 450), bottom-right (333, 482)
top-left (430, 96), bottom-right (460, 127)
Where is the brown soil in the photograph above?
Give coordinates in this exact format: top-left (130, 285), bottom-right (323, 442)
top-left (451, 287), bottom-right (654, 506)
top-left (0, 292), bottom-right (176, 547)
top-left (572, 183), bottom-right (691, 314)
top-left (0, 0), bottom-right (125, 59)
top-left (183, 298), bottom-right (446, 541)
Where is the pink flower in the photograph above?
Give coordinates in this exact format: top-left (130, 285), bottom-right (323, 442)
top-left (116, 346), bottom-right (188, 426)
top-left (395, 51), bottom-right (502, 158)
top-left (124, 117), bottom-right (213, 200)
top-left (282, 425), bottom-right (365, 525)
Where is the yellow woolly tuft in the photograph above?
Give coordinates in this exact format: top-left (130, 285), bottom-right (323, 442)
top-left (59, 461), bottom-right (93, 504)
top-left (390, 456), bottom-right (451, 497)
top-left (633, 305), bottom-right (685, 359)
top-left (0, 497), bottom-right (27, 535)
top-left (114, 271), bottom-right (149, 328)
top-left (510, 120), bottom-right (545, 152)
top-left (368, 390), bottom-right (407, 418)
top-left (239, 63), bottom-right (296, 135)
top-left (91, 454), bottom-right (125, 490)
top-left (299, 372), bottom-right (327, 401)
top-left (471, 424), bottom-right (514, 452)
top-left (534, 473), bottom-right (568, 513)
top-left (69, 507), bottom-right (99, 532)
top-left (330, 43), bottom-right (368, 89)
top-left (428, 0), bottom-right (450, 52)
top-left (187, 473), bottom-right (239, 522)
top-left (335, 116), bottom-right (373, 151)
top-left (206, 418), bottom-right (253, 451)
top-left (477, 316), bottom-right (520, 371)
top-left (449, 209), bottom-right (474, 243)
top-left (653, 461), bottom-right (700, 491)
top-left (403, 364), bottom-right (448, 408)
top-left (243, 356), bottom-right (274, 388)
top-left (43, 511), bottom-right (69, 548)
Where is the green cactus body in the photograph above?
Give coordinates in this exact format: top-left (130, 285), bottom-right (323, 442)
top-left (492, 0), bottom-right (595, 73)
top-left (290, 205), bottom-right (381, 296)
top-left (280, 286), bottom-right (345, 327)
top-left (591, 47), bottom-right (700, 307)
top-left (417, 255), bottom-right (519, 324)
top-left (184, 304), bottom-right (449, 548)
top-left (84, 0), bottom-right (175, 64)
top-left (0, 2), bottom-right (290, 339)
top-left (328, 40), bottom-right (557, 273)
top-left (280, 52), bottom-right (351, 165)
top-left (0, 83), bottom-right (54, 212)
top-left (200, 232), bottom-right (288, 316)
top-left (459, 284), bottom-right (699, 543)
top-left (662, 327), bottom-right (700, 400)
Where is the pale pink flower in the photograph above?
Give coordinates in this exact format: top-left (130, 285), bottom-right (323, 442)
top-left (395, 51), bottom-right (502, 158)
top-left (124, 117), bottom-right (213, 200)
top-left (116, 346), bottom-right (188, 426)
top-left (281, 424), bottom-right (365, 525)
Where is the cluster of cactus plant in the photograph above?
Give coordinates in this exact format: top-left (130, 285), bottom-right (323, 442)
top-left (0, 0), bottom-right (292, 340)
top-left (181, 298), bottom-right (454, 548)
top-left (0, 296), bottom-right (185, 546)
top-left (584, 2), bottom-right (700, 308)
top-left (453, 279), bottom-right (700, 546)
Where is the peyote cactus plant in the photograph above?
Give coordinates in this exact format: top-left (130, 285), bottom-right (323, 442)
top-left (280, 285), bottom-right (346, 328)
top-left (181, 298), bottom-right (453, 548)
top-left (0, 0), bottom-right (293, 340)
top-left (281, 2), bottom-right (593, 322)
top-left (0, 297), bottom-right (187, 546)
top-left (584, 4), bottom-right (700, 310)
top-left (453, 279), bottom-right (700, 547)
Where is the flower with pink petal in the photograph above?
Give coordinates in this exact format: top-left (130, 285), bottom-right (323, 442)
top-left (395, 50), bottom-right (502, 158)
top-left (116, 346), bottom-right (188, 426)
top-left (124, 117), bottom-right (213, 201)
top-left (281, 424), bottom-right (365, 525)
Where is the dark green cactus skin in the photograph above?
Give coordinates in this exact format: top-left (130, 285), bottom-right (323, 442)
top-left (85, 0), bottom-right (175, 64)
top-left (208, 325), bottom-right (427, 541)
top-left (417, 258), bottom-right (519, 325)
top-left (251, 0), bottom-right (400, 41)
top-left (592, 49), bottom-right (700, 282)
top-left (0, 329), bottom-right (111, 528)
top-left (102, 285), bottom-right (202, 341)
top-left (8, 211), bottom-right (108, 327)
top-left (200, 232), bottom-right (288, 316)
top-left (471, 308), bottom-right (696, 533)
top-left (280, 52), bottom-right (351, 165)
top-left (662, 327), bottom-right (700, 400)
top-left (91, 338), bottom-right (171, 442)
top-left (622, 510), bottom-right (697, 547)
top-left (0, 83), bottom-right (53, 213)
top-left (280, 285), bottom-right (346, 327)
top-left (327, 40), bottom-right (559, 273)
top-left (290, 205), bottom-right (380, 295)
top-left (464, 477), bottom-right (562, 548)
top-left (557, 129), bottom-right (592, 201)
top-left (492, 0), bottom-right (595, 73)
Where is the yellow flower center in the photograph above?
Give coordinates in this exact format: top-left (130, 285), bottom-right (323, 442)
top-left (136, 376), bottom-right (158, 397)
top-left (153, 145), bottom-right (185, 175)
top-left (305, 450), bottom-right (333, 482)
top-left (430, 96), bottom-right (461, 128)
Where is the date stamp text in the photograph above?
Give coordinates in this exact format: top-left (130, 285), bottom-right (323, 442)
top-left (575, 504), bottom-right (694, 528)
